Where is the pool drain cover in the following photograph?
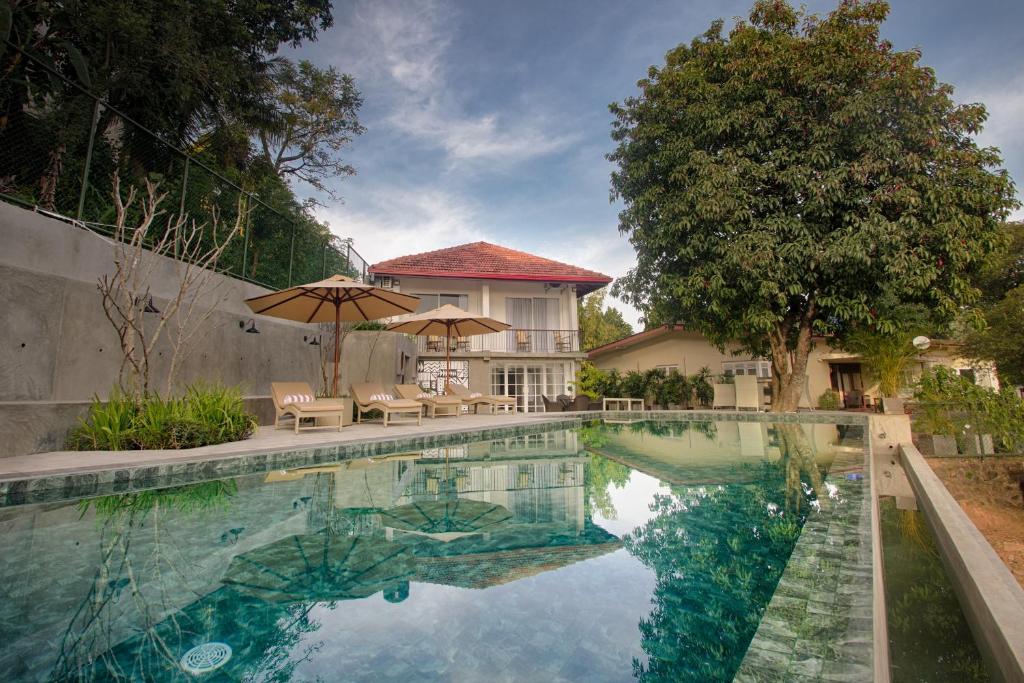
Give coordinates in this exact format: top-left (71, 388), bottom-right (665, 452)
top-left (180, 642), bottom-right (232, 675)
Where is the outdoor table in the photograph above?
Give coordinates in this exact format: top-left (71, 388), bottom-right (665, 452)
top-left (603, 397), bottom-right (644, 411)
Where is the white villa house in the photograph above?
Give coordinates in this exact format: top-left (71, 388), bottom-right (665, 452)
top-left (369, 242), bottom-right (611, 412)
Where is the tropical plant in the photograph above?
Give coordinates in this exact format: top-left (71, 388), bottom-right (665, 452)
top-left (643, 368), bottom-right (667, 406)
top-left (691, 367), bottom-right (714, 407)
top-left (843, 329), bottom-right (920, 397)
top-left (620, 371), bottom-right (647, 400)
top-left (67, 383), bottom-right (258, 450)
top-left (660, 369), bottom-right (691, 408)
top-left (608, 0), bottom-right (1018, 411)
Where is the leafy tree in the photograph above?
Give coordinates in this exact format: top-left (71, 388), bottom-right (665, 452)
top-left (608, 0), bottom-right (1018, 411)
top-left (578, 288), bottom-right (633, 351)
top-left (963, 223), bottom-right (1024, 384)
top-left (255, 59), bottom-right (365, 200)
top-left (964, 286), bottom-right (1024, 386)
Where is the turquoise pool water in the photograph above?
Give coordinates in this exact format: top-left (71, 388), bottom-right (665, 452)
top-left (0, 419), bottom-right (872, 682)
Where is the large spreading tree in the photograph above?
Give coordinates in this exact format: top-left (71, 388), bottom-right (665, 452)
top-left (608, 0), bottom-right (1018, 411)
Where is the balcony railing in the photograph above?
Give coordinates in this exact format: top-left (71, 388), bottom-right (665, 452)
top-left (415, 329), bottom-right (581, 354)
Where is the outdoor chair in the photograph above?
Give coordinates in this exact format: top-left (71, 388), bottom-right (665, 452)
top-left (426, 336), bottom-right (444, 352)
top-left (351, 383), bottom-right (424, 427)
top-left (712, 383), bottom-right (736, 409)
top-left (515, 329), bottom-right (531, 351)
top-left (735, 375), bottom-right (761, 411)
top-left (542, 395), bottom-right (564, 412)
top-left (455, 336), bottom-right (470, 352)
top-left (553, 331), bottom-right (572, 352)
top-left (395, 384), bottom-right (462, 418)
top-left (446, 382), bottom-right (517, 414)
top-left (270, 381), bottom-right (347, 434)
top-left (571, 395), bottom-right (595, 411)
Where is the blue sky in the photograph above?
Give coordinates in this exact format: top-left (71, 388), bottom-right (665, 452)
top-left (290, 0), bottom-right (1024, 329)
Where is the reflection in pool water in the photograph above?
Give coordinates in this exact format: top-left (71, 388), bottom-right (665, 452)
top-left (0, 420), bottom-right (866, 682)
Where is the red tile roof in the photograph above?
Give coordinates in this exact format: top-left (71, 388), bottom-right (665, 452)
top-left (370, 242), bottom-right (612, 294)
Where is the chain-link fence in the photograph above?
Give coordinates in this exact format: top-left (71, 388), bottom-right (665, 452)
top-left (0, 44), bottom-right (369, 289)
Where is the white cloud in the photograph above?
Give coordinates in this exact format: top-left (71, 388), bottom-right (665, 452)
top-left (331, 0), bottom-right (578, 169)
top-left (315, 186), bottom-right (489, 265)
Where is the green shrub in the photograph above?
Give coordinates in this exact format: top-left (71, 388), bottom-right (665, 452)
top-left (817, 389), bottom-right (841, 411)
top-left (621, 371), bottom-right (647, 399)
top-left (67, 383), bottom-right (257, 451)
top-left (691, 367), bottom-right (714, 407)
top-left (913, 367), bottom-right (1024, 453)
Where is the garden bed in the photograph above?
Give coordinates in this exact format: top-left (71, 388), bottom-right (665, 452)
top-left (925, 456), bottom-right (1024, 588)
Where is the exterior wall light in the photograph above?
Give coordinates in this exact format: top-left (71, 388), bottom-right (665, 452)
top-left (240, 319), bottom-right (259, 334)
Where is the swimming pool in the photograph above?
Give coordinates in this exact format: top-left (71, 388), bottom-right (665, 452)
top-left (0, 418), bottom-right (873, 682)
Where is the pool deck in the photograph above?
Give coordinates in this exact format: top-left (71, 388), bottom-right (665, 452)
top-left (0, 411), bottom-right (580, 482)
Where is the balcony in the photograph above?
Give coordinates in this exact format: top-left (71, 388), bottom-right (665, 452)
top-left (414, 329), bottom-right (581, 355)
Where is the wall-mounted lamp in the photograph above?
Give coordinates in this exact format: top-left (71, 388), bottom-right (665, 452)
top-left (240, 319), bottom-right (259, 334)
top-left (303, 335), bottom-right (321, 346)
top-left (134, 296), bottom-right (161, 314)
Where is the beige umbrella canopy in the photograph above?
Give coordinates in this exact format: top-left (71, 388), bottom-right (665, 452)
top-left (386, 304), bottom-right (510, 391)
top-left (246, 275), bottom-right (420, 397)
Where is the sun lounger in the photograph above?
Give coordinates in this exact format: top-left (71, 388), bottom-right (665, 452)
top-left (351, 383), bottom-right (424, 427)
top-left (445, 383), bottom-right (516, 414)
top-left (735, 375), bottom-right (761, 411)
top-left (712, 383), bottom-right (735, 409)
top-left (270, 381), bottom-right (347, 434)
top-left (394, 384), bottom-right (462, 418)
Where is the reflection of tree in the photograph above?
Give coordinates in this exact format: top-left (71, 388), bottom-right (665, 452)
top-left (52, 479), bottom-right (327, 681)
top-left (584, 452), bottom-right (631, 520)
top-left (623, 429), bottom-right (821, 682)
top-left (880, 499), bottom-right (988, 682)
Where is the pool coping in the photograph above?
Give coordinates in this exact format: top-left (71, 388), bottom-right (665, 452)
top-left (899, 441), bottom-right (1024, 682)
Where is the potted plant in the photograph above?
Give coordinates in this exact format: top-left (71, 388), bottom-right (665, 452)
top-left (691, 367), bottom-right (714, 408)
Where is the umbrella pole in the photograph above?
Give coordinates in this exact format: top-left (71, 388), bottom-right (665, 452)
top-left (332, 301), bottom-right (341, 397)
top-left (445, 322), bottom-right (451, 393)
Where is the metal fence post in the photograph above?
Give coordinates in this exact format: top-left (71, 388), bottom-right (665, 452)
top-left (287, 223), bottom-right (296, 287)
top-left (175, 157), bottom-right (189, 260)
top-left (241, 194), bottom-right (252, 279)
top-left (76, 99), bottom-right (103, 221)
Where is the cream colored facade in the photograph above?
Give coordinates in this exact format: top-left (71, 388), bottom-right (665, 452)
top-left (378, 275), bottom-right (586, 412)
top-left (589, 326), bottom-right (996, 409)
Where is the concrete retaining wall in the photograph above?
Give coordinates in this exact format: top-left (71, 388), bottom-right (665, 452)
top-left (0, 202), bottom-right (415, 457)
top-left (899, 442), bottom-right (1024, 682)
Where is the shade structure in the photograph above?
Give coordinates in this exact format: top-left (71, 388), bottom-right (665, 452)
top-left (385, 304), bottom-right (510, 391)
top-left (222, 534), bottom-right (415, 603)
top-left (245, 275), bottom-right (420, 397)
top-left (378, 498), bottom-right (514, 539)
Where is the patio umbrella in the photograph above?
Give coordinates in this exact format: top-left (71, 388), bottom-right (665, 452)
top-left (222, 533), bottom-right (415, 603)
top-left (245, 275), bottom-right (420, 397)
top-left (385, 304), bottom-right (510, 391)
top-left (378, 497), bottom-right (513, 540)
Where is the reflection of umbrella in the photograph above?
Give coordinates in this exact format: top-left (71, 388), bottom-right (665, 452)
top-left (386, 304), bottom-right (510, 391)
top-left (245, 275), bottom-right (420, 397)
top-left (379, 498), bottom-right (513, 539)
top-left (222, 534), bottom-right (414, 603)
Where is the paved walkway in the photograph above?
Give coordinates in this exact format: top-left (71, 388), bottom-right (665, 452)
top-left (0, 412), bottom-right (581, 482)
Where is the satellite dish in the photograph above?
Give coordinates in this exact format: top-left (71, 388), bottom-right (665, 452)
top-left (912, 335), bottom-right (931, 350)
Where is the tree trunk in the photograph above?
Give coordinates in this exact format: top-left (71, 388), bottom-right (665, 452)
top-left (767, 306), bottom-right (815, 413)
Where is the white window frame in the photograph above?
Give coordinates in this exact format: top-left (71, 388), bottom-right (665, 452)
top-left (722, 360), bottom-right (772, 379)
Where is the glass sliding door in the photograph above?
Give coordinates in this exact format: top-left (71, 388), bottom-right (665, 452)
top-left (490, 362), bottom-right (568, 412)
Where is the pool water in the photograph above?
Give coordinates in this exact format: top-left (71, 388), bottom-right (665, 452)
top-left (0, 419), bottom-right (871, 682)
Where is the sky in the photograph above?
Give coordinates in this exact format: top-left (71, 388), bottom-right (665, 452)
top-left (289, 0), bottom-right (1024, 330)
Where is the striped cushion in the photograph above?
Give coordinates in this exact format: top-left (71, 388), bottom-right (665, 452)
top-left (282, 393), bottom-right (314, 405)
